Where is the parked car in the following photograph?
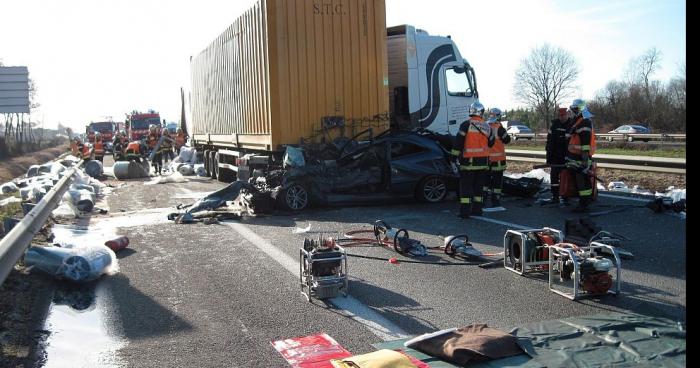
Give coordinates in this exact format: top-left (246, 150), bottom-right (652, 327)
top-left (275, 132), bottom-right (459, 211)
top-left (506, 125), bottom-right (534, 140)
top-left (608, 125), bottom-right (651, 142)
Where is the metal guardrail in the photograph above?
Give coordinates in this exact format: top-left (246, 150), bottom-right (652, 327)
top-left (506, 149), bottom-right (686, 174)
top-left (0, 165), bottom-right (79, 286)
top-left (512, 132), bottom-right (686, 144)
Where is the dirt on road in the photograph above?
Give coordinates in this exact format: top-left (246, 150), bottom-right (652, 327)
top-left (0, 146), bottom-right (68, 183)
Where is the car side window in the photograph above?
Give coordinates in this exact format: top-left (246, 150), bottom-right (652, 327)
top-left (390, 142), bottom-right (425, 159)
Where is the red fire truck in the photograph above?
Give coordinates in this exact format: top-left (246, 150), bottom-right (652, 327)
top-left (126, 110), bottom-right (162, 141)
top-left (86, 121), bottom-right (117, 151)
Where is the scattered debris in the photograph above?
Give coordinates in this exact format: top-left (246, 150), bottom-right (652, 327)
top-left (292, 223), bottom-right (311, 234)
top-left (0, 196), bottom-right (21, 207)
top-left (145, 172), bottom-right (189, 185)
top-left (113, 160), bottom-right (151, 179)
top-left (104, 236), bottom-right (129, 252)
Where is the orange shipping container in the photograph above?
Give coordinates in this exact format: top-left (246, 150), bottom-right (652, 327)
top-left (190, 0), bottom-right (389, 152)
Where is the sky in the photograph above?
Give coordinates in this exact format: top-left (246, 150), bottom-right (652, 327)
top-left (0, 0), bottom-right (685, 131)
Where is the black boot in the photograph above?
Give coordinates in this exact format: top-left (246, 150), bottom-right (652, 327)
top-left (491, 194), bottom-right (501, 208)
top-left (572, 197), bottom-right (591, 213)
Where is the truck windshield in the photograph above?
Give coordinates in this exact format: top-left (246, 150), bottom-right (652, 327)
top-left (90, 122), bottom-right (114, 132)
top-left (130, 118), bottom-right (160, 130)
top-left (445, 67), bottom-right (475, 97)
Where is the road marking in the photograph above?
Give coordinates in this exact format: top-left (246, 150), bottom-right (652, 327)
top-left (471, 216), bottom-right (529, 230)
top-left (598, 193), bottom-right (654, 203)
top-left (225, 222), bottom-right (410, 341)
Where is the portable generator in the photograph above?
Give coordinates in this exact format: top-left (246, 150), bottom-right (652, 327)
top-left (299, 237), bottom-right (348, 302)
top-left (503, 228), bottom-right (564, 275)
top-left (548, 242), bottom-right (621, 300)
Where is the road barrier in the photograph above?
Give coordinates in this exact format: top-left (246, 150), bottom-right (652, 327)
top-left (511, 133), bottom-right (685, 145)
top-left (506, 149), bottom-right (685, 174)
top-left (0, 165), bottom-right (80, 286)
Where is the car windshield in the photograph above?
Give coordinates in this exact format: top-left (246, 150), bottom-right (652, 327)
top-left (131, 117), bottom-right (160, 130)
top-left (514, 126), bottom-right (531, 132)
top-left (90, 122), bottom-right (114, 132)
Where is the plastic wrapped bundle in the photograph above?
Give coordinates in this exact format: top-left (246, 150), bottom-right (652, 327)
top-left (0, 182), bottom-right (19, 194)
top-left (113, 161), bottom-right (150, 179)
top-left (64, 189), bottom-right (96, 215)
top-left (85, 160), bottom-right (103, 178)
top-left (26, 165), bottom-right (41, 177)
top-left (24, 245), bottom-right (116, 282)
top-left (194, 164), bottom-right (206, 177)
top-left (178, 164), bottom-right (194, 176)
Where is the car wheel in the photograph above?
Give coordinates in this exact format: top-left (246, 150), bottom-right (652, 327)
top-left (416, 176), bottom-right (447, 203)
top-left (512, 135), bottom-right (518, 141)
top-left (607, 137), bottom-right (613, 142)
top-left (627, 136), bottom-right (634, 143)
top-left (279, 183), bottom-right (309, 211)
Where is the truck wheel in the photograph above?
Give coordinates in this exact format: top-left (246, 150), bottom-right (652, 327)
top-left (416, 176), bottom-right (447, 203)
top-left (203, 150), bottom-right (211, 177)
top-left (278, 183), bottom-right (309, 211)
top-left (210, 152), bottom-right (219, 178)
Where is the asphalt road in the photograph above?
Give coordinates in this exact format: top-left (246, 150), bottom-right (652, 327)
top-left (91, 159), bottom-right (685, 367)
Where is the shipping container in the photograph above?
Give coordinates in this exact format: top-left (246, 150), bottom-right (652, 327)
top-left (191, 0), bottom-right (389, 152)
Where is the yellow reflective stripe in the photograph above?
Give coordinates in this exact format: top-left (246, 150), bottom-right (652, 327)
top-left (569, 144), bottom-right (582, 149)
top-left (494, 189), bottom-right (502, 194)
top-left (460, 198), bottom-right (471, 204)
top-left (579, 189), bottom-right (593, 196)
top-left (580, 145), bottom-right (590, 150)
top-left (465, 148), bottom-right (486, 153)
top-left (474, 196), bottom-right (483, 202)
top-left (576, 127), bottom-right (592, 132)
top-left (490, 166), bottom-right (507, 171)
top-left (460, 165), bottom-right (489, 171)
top-left (483, 186), bottom-right (490, 191)
top-left (451, 149), bottom-right (461, 156)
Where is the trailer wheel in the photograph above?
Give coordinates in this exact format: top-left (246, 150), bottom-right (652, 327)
top-left (211, 152), bottom-right (219, 179)
top-left (203, 150), bottom-right (211, 177)
top-left (278, 183), bottom-right (309, 211)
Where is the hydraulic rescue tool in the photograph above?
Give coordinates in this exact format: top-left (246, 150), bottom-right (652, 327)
top-left (372, 220), bottom-right (427, 257)
top-left (299, 237), bottom-right (348, 302)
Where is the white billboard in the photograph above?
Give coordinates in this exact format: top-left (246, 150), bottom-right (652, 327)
top-left (0, 67), bottom-right (30, 114)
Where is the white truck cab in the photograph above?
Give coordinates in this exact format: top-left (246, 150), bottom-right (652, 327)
top-left (388, 25), bottom-right (478, 135)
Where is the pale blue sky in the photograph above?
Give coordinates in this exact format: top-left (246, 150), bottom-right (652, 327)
top-left (0, 0), bottom-right (685, 131)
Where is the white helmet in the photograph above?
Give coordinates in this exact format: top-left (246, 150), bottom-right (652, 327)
top-left (469, 102), bottom-right (485, 117)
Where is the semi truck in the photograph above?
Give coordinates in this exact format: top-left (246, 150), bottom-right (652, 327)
top-left (190, 0), bottom-right (478, 183)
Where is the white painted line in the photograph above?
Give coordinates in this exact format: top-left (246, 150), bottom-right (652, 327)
top-left (598, 193), bottom-right (654, 203)
top-left (225, 222), bottom-right (410, 341)
top-left (471, 216), bottom-right (529, 230)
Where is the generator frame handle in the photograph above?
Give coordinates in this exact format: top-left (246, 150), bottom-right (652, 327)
top-left (548, 243), bottom-right (621, 300)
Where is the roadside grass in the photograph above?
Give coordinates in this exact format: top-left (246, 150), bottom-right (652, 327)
top-left (0, 194), bottom-right (22, 222)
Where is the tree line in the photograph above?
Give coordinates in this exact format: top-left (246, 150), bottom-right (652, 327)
top-left (511, 45), bottom-right (685, 133)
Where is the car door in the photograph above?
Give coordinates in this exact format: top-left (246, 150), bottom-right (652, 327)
top-left (388, 139), bottom-right (435, 194)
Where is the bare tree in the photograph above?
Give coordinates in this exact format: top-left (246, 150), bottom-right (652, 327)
top-left (513, 44), bottom-right (579, 130)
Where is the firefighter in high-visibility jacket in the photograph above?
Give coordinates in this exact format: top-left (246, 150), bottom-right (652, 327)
top-left (93, 132), bottom-right (105, 163)
top-left (484, 108), bottom-right (511, 208)
top-left (70, 137), bottom-right (80, 156)
top-left (80, 140), bottom-right (92, 161)
top-left (451, 101), bottom-right (495, 218)
top-left (565, 99), bottom-right (597, 212)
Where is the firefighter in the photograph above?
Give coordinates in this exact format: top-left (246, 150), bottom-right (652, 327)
top-left (80, 139), bottom-right (92, 162)
top-left (543, 107), bottom-right (573, 205)
top-left (124, 140), bottom-right (143, 162)
top-left (484, 107), bottom-right (511, 208)
top-left (70, 137), bottom-right (80, 156)
top-left (112, 130), bottom-right (128, 161)
top-left (175, 128), bottom-right (187, 154)
top-left (159, 129), bottom-right (175, 168)
top-left (565, 99), bottom-right (597, 212)
top-left (147, 125), bottom-right (162, 175)
top-left (93, 132), bottom-right (106, 163)
top-left (451, 101), bottom-right (495, 218)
